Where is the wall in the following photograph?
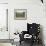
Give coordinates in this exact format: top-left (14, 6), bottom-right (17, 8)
top-left (0, 0), bottom-right (8, 3)
top-left (8, 0), bottom-right (46, 45)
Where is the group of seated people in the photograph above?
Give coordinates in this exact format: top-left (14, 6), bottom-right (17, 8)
top-left (19, 23), bottom-right (41, 46)
top-left (14, 23), bottom-right (42, 46)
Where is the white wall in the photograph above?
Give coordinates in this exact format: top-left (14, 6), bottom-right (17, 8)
top-left (0, 0), bottom-right (8, 3)
top-left (8, 0), bottom-right (46, 44)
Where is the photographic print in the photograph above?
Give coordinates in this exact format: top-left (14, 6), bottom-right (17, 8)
top-left (14, 9), bottom-right (27, 20)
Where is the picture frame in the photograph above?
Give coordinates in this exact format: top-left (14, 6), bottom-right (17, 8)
top-left (14, 9), bottom-right (27, 20)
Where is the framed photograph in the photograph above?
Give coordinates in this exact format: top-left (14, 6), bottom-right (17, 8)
top-left (14, 9), bottom-right (27, 20)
